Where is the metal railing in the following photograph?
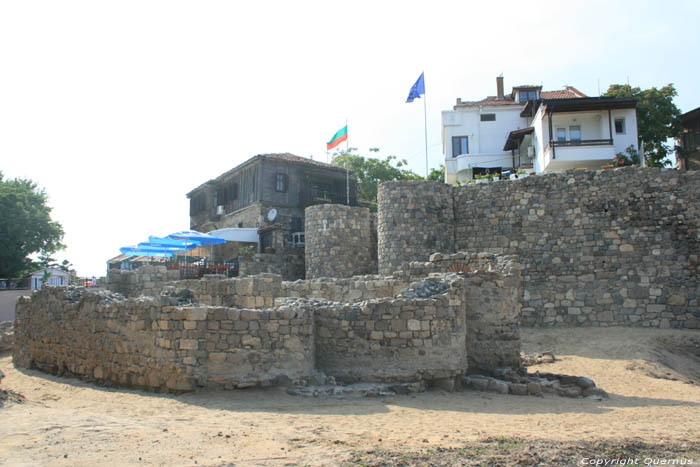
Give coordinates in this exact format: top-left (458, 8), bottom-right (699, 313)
top-left (167, 260), bottom-right (237, 278)
top-left (550, 139), bottom-right (613, 148)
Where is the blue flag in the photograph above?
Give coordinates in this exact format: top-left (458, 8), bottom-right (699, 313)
top-left (406, 72), bottom-right (425, 103)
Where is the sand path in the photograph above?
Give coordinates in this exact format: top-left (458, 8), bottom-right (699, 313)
top-left (1, 327), bottom-right (698, 466)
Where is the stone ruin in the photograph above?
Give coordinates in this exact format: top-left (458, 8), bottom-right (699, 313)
top-left (13, 253), bottom-right (531, 394)
top-left (16, 167), bottom-right (692, 397)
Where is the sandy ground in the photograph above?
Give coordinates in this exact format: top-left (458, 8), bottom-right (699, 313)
top-left (1, 327), bottom-right (699, 466)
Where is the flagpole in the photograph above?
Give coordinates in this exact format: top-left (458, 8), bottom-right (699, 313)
top-left (423, 73), bottom-right (428, 180)
top-left (345, 118), bottom-right (350, 205)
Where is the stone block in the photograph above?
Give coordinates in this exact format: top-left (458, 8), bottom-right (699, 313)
top-left (407, 319), bottom-right (421, 331)
top-left (487, 379), bottom-right (509, 394)
top-left (667, 295), bottom-right (686, 306)
top-left (508, 383), bottom-right (528, 395)
top-left (179, 339), bottom-right (198, 350)
top-left (185, 308), bottom-right (208, 321)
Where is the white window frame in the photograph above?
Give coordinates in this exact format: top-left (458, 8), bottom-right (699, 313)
top-left (614, 118), bottom-right (626, 135)
top-left (556, 127), bottom-right (566, 142)
top-left (569, 125), bottom-right (581, 141)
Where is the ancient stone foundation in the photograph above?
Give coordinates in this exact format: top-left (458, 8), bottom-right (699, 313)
top-left (13, 288), bottom-right (314, 391)
top-left (378, 168), bottom-right (700, 329)
top-left (15, 254), bottom-right (521, 392)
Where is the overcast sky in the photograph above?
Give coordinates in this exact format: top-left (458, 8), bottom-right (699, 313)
top-left (2, 0), bottom-right (699, 277)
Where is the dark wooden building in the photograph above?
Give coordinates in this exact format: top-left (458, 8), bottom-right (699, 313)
top-left (187, 153), bottom-right (357, 251)
top-left (677, 106), bottom-right (700, 171)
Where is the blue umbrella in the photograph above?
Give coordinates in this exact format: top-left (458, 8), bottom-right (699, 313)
top-left (120, 246), bottom-right (174, 257)
top-left (148, 236), bottom-right (200, 248)
top-left (140, 239), bottom-right (197, 251)
top-left (167, 230), bottom-right (226, 246)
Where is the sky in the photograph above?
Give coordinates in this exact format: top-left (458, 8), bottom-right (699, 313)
top-left (1, 0), bottom-right (699, 277)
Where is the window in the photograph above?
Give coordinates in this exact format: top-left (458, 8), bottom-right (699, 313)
top-left (189, 193), bottom-right (206, 214)
top-left (615, 118), bottom-right (626, 134)
top-left (520, 90), bottom-right (538, 102)
top-left (569, 125), bottom-right (581, 141)
top-left (480, 113), bottom-right (496, 122)
top-left (260, 232), bottom-right (273, 252)
top-left (452, 136), bottom-right (468, 157)
top-left (217, 182), bottom-right (238, 205)
top-left (275, 172), bottom-right (288, 192)
top-left (556, 128), bottom-right (566, 142)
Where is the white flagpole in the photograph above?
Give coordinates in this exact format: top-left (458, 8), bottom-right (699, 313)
top-left (423, 79), bottom-right (428, 180)
top-left (345, 119), bottom-right (350, 205)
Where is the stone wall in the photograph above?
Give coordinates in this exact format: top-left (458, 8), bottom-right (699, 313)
top-left (280, 276), bottom-right (404, 303)
top-left (13, 287), bottom-right (314, 391)
top-left (377, 181), bottom-right (454, 275)
top-left (378, 168), bottom-right (700, 329)
top-left (304, 204), bottom-right (374, 279)
top-left (163, 274), bottom-right (282, 308)
top-left (15, 252), bottom-right (523, 392)
top-left (303, 288), bottom-right (468, 383)
top-left (393, 252), bottom-right (522, 369)
top-left (106, 265), bottom-right (180, 298)
top-left (239, 249), bottom-right (305, 281)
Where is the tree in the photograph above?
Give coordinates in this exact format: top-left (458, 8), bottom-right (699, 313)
top-left (427, 165), bottom-right (445, 183)
top-left (331, 148), bottom-right (422, 202)
top-left (604, 84), bottom-right (682, 167)
top-left (0, 172), bottom-right (64, 278)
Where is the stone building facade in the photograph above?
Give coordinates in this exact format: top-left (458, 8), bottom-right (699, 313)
top-left (378, 168), bottom-right (700, 329)
top-left (187, 153), bottom-right (357, 253)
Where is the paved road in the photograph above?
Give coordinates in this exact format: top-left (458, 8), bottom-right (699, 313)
top-left (0, 290), bottom-right (29, 322)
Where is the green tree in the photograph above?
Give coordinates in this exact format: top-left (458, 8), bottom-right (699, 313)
top-left (604, 84), bottom-right (682, 167)
top-left (427, 165), bottom-right (445, 183)
top-left (0, 172), bottom-right (64, 278)
top-left (331, 148), bottom-right (422, 202)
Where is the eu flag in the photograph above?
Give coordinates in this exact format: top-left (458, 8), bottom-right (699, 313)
top-left (406, 72), bottom-right (425, 103)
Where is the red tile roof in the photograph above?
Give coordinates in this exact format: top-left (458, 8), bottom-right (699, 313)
top-left (455, 96), bottom-right (522, 108)
top-left (541, 86), bottom-right (587, 99)
top-left (456, 86), bottom-right (587, 109)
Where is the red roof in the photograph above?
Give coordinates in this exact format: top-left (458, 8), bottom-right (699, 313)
top-left (455, 96), bottom-right (522, 108)
top-left (456, 85), bottom-right (587, 109)
top-left (541, 86), bottom-right (587, 99)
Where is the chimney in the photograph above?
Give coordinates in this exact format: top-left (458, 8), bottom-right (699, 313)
top-left (496, 76), bottom-right (504, 100)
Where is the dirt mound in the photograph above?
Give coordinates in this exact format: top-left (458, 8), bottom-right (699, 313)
top-left (0, 368), bottom-right (25, 408)
top-left (626, 333), bottom-right (700, 384)
top-left (348, 438), bottom-right (700, 466)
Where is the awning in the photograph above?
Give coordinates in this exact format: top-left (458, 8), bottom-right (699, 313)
top-left (207, 228), bottom-right (259, 244)
top-left (503, 127), bottom-right (534, 151)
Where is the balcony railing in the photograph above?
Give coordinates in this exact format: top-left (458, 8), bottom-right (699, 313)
top-left (550, 139), bottom-right (613, 148)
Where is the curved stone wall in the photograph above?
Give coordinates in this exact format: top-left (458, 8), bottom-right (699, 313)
top-left (377, 181), bottom-right (454, 275)
top-left (304, 204), bottom-right (373, 279)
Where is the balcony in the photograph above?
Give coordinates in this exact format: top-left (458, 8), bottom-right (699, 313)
top-left (542, 139), bottom-right (616, 172)
top-left (451, 153), bottom-right (515, 173)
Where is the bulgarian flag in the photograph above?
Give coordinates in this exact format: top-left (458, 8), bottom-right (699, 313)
top-left (326, 125), bottom-right (347, 150)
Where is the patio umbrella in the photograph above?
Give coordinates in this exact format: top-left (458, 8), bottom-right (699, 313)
top-left (147, 236), bottom-right (200, 249)
top-left (119, 246), bottom-right (175, 257)
top-left (139, 240), bottom-right (197, 251)
top-left (167, 230), bottom-right (226, 246)
top-left (167, 230), bottom-right (226, 263)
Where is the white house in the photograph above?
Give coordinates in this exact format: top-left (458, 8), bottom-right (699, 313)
top-left (443, 76), bottom-right (638, 184)
top-left (30, 268), bottom-right (72, 290)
